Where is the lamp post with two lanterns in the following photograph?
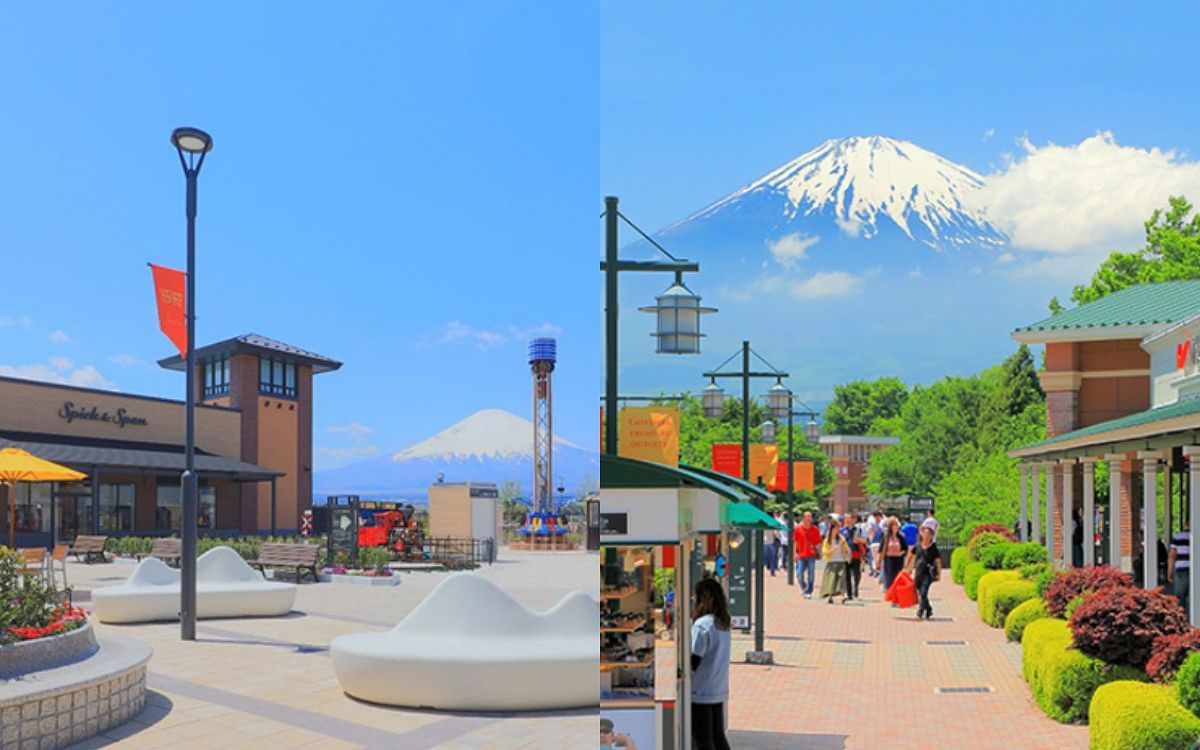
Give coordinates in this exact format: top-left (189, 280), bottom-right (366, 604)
top-left (763, 381), bottom-right (821, 587)
top-left (701, 341), bottom-right (787, 664)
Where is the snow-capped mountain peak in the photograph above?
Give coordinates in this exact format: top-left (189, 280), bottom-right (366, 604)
top-left (681, 135), bottom-right (1005, 248)
top-left (390, 408), bottom-right (580, 462)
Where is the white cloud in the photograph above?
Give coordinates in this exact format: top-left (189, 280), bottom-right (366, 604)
top-left (329, 422), bottom-right (373, 438)
top-left (108, 353), bottom-right (142, 367)
top-left (765, 233), bottom-right (819, 268)
top-left (835, 216), bottom-right (864, 237)
top-left (49, 356), bottom-right (72, 372)
top-left (419, 320), bottom-right (563, 350)
top-left (507, 322), bottom-right (565, 340)
top-left (0, 315), bottom-right (32, 329)
top-left (48, 329), bottom-right (72, 344)
top-left (790, 271), bottom-right (864, 299)
top-left (907, 266), bottom-right (923, 279)
top-left (982, 128), bottom-right (996, 142)
top-left (997, 252), bottom-right (1016, 264)
top-left (0, 362), bottom-right (115, 390)
top-left (981, 132), bottom-right (1200, 258)
top-left (316, 445), bottom-right (381, 461)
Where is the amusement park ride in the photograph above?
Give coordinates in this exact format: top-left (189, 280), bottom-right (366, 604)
top-left (514, 338), bottom-right (575, 550)
top-left (356, 503), bottom-right (424, 560)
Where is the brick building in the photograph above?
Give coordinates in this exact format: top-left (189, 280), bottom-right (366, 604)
top-left (819, 434), bottom-right (900, 514)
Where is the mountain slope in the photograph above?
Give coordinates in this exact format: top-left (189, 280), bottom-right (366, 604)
top-left (314, 409), bottom-right (598, 501)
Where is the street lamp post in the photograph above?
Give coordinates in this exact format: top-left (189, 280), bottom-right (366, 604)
top-left (703, 341), bottom-right (787, 664)
top-left (765, 381), bottom-right (820, 587)
top-left (171, 126), bottom-right (211, 642)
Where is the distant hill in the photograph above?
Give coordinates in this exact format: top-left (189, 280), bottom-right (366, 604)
top-left (313, 408), bottom-right (599, 503)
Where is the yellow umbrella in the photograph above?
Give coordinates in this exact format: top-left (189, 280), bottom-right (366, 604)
top-left (0, 447), bottom-right (87, 548)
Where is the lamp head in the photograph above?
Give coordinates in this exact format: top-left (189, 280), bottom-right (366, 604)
top-left (171, 127), bottom-right (213, 155)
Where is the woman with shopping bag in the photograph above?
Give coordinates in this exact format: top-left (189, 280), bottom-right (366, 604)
top-left (877, 517), bottom-right (909, 593)
top-left (884, 570), bottom-right (918, 609)
top-left (905, 525), bottom-right (942, 620)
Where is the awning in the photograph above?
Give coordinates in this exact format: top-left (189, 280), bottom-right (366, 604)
top-left (0, 430), bottom-right (282, 481)
top-left (600, 454), bottom-right (749, 501)
top-left (680, 464), bottom-right (773, 502)
top-left (725, 499), bottom-right (785, 530)
top-left (1009, 398), bottom-right (1200, 460)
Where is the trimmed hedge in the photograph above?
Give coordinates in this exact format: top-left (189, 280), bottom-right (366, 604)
top-left (977, 570), bottom-right (1022, 623)
top-left (1177, 651), bottom-right (1200, 717)
top-left (1002, 542), bottom-right (1048, 569)
top-left (963, 561), bottom-right (989, 600)
top-left (967, 531), bottom-right (1010, 563)
top-left (950, 546), bottom-right (970, 584)
top-left (1005, 597), bottom-right (1049, 642)
top-left (1022, 618), bottom-right (1145, 724)
top-left (987, 580), bottom-right (1039, 628)
top-left (964, 522), bottom-right (1016, 542)
top-left (1089, 680), bottom-right (1200, 750)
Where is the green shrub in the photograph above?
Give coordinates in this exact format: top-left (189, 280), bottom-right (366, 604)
top-left (987, 580), bottom-right (1039, 628)
top-left (358, 546), bottom-right (392, 573)
top-left (978, 541), bottom-right (1014, 570)
top-left (1006, 597), bottom-right (1049, 642)
top-left (967, 531), bottom-right (1010, 563)
top-left (977, 570), bottom-right (1021, 621)
top-left (1021, 618), bottom-right (1145, 723)
top-left (964, 562), bottom-right (989, 600)
top-left (951, 547), bottom-right (970, 584)
top-left (1177, 651), bottom-right (1200, 717)
top-left (1090, 680), bottom-right (1200, 750)
top-left (1064, 593), bottom-right (1088, 621)
top-left (1003, 542), bottom-right (1048, 570)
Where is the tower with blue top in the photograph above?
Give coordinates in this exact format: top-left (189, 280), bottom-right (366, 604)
top-left (529, 338), bottom-right (556, 517)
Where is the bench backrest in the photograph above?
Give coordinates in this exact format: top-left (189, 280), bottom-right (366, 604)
top-left (72, 535), bottom-right (108, 551)
top-left (256, 542), bottom-right (319, 565)
top-left (151, 538), bottom-right (182, 555)
top-left (19, 548), bottom-right (44, 566)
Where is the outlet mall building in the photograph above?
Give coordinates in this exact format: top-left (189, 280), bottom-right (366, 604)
top-left (0, 334), bottom-right (340, 548)
top-left (1008, 280), bottom-right (1200, 622)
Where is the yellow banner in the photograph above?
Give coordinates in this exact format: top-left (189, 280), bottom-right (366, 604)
top-left (618, 407), bottom-right (680, 466)
top-left (748, 444), bottom-right (779, 488)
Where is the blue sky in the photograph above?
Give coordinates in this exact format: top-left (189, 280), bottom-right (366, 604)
top-left (602, 3), bottom-right (1200, 403)
top-left (0, 3), bottom-right (598, 468)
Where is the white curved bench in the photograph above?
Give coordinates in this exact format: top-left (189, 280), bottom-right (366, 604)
top-left (92, 546), bottom-right (297, 624)
top-left (331, 573), bottom-right (597, 711)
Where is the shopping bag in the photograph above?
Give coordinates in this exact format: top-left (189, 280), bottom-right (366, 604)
top-left (885, 570), bottom-right (918, 608)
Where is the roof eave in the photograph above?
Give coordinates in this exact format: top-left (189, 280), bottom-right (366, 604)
top-left (1011, 323), bottom-right (1164, 345)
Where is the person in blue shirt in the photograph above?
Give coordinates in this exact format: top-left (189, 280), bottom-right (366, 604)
top-left (691, 578), bottom-right (732, 750)
top-left (901, 519), bottom-right (919, 547)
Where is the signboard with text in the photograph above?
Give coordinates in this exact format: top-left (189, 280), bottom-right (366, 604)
top-left (728, 540), bottom-right (751, 630)
top-left (617, 407), bottom-right (680, 466)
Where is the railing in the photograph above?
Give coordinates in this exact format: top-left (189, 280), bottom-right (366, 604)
top-left (423, 537), bottom-right (495, 567)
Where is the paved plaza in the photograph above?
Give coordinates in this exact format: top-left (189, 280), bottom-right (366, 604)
top-left (726, 563), bottom-right (1088, 750)
top-left (61, 548), bottom-right (597, 750)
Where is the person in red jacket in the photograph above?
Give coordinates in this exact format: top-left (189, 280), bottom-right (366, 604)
top-left (793, 511), bottom-right (822, 598)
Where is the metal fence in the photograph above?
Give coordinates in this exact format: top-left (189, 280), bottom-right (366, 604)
top-left (423, 536), bottom-right (495, 567)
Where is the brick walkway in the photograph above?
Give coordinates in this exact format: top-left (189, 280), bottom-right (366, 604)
top-left (725, 564), bottom-right (1088, 750)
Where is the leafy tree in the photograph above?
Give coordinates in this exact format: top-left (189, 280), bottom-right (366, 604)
top-left (823, 377), bottom-right (908, 435)
top-left (1067, 196), bottom-right (1200, 306)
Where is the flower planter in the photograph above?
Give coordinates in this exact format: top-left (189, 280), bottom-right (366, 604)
top-left (329, 574), bottom-right (402, 587)
top-left (0, 621), bottom-right (97, 680)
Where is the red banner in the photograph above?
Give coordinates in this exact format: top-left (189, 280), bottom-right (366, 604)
top-left (772, 461), bottom-right (815, 492)
top-left (150, 264), bottom-right (187, 357)
top-left (712, 443), bottom-right (742, 478)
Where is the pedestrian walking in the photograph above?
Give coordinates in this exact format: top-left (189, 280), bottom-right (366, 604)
top-left (819, 518), bottom-right (851, 604)
top-left (878, 517), bottom-right (909, 593)
top-left (765, 512), bottom-right (780, 577)
top-left (1168, 528), bottom-right (1191, 613)
top-left (1071, 507), bottom-right (1084, 568)
top-left (777, 513), bottom-right (790, 569)
top-left (920, 508), bottom-right (939, 541)
top-left (793, 511), bottom-right (821, 598)
top-left (901, 518), bottom-right (919, 547)
top-left (842, 513), bottom-right (866, 600)
top-left (691, 578), bottom-right (732, 750)
top-left (906, 524), bottom-right (942, 619)
top-left (867, 510), bottom-right (884, 577)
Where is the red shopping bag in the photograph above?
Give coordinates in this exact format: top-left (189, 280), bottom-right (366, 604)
top-left (885, 571), bottom-right (918, 608)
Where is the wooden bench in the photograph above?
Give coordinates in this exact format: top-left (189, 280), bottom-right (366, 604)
top-left (136, 538), bottom-right (182, 566)
top-left (249, 542), bottom-right (320, 583)
top-left (68, 535), bottom-right (110, 564)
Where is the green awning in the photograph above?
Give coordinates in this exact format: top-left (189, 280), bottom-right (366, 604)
top-left (600, 454), bottom-right (749, 501)
top-left (681, 464), bottom-right (773, 502)
top-left (725, 499), bottom-right (785, 530)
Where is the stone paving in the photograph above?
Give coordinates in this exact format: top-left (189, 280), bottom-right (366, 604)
top-left (57, 548), bottom-right (597, 750)
top-left (726, 563), bottom-right (1089, 750)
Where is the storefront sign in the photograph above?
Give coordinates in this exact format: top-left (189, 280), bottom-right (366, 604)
top-left (57, 401), bottom-right (148, 428)
top-left (1178, 335), bottom-right (1200, 375)
top-left (600, 512), bottom-right (628, 535)
top-left (469, 486), bottom-right (499, 499)
top-left (617, 407), bottom-right (680, 466)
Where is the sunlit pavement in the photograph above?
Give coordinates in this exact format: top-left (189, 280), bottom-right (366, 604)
top-left (61, 549), bottom-right (597, 750)
top-left (725, 563), bottom-right (1087, 750)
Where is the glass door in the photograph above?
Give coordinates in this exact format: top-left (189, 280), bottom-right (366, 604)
top-left (55, 492), bottom-right (92, 544)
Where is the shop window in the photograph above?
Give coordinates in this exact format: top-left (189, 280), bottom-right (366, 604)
top-left (99, 483), bottom-right (135, 532)
top-left (199, 484), bottom-right (216, 529)
top-left (6, 483), bottom-right (52, 534)
top-left (203, 356), bottom-right (230, 398)
top-left (259, 356), bottom-right (297, 399)
top-left (156, 481), bottom-right (216, 530)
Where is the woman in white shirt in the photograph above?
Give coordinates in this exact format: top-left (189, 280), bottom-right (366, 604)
top-left (691, 578), bottom-right (732, 750)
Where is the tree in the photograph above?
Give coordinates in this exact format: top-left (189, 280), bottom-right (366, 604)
top-left (823, 377), bottom-right (908, 435)
top-left (1067, 196), bottom-right (1200, 306)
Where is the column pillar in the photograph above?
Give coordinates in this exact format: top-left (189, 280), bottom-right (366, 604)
top-left (1164, 467), bottom-right (1174, 547)
top-left (1044, 462), bottom-right (1056, 566)
top-left (1106, 454), bottom-right (1125, 571)
top-left (1082, 457), bottom-right (1097, 567)
top-left (1019, 464), bottom-right (1029, 542)
top-left (1186, 446), bottom-right (1200, 626)
top-left (1031, 464), bottom-right (1041, 544)
top-left (1060, 459), bottom-right (1075, 569)
top-left (1140, 451), bottom-right (1163, 590)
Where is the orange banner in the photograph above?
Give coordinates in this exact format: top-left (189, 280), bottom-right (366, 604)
top-left (749, 444), bottom-right (778, 488)
top-left (771, 461), bottom-right (814, 492)
top-left (150, 264), bottom-right (187, 357)
top-left (617, 407), bottom-right (680, 466)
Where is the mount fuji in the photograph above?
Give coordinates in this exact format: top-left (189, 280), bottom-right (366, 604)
top-left (313, 409), bottom-right (599, 502)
